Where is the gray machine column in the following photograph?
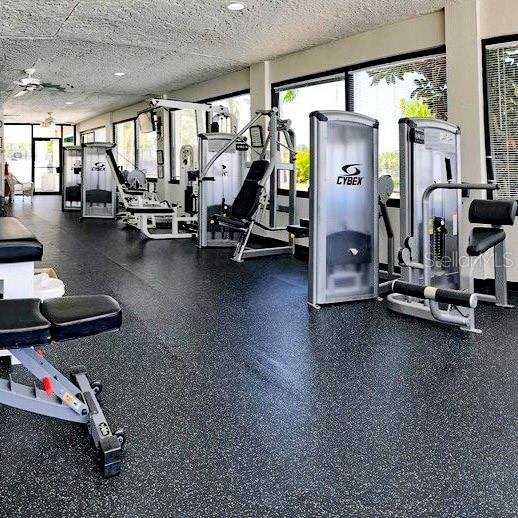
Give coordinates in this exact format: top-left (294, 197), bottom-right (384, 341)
top-left (308, 111), bottom-right (379, 307)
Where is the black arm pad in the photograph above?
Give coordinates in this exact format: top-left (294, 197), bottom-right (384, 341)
top-left (392, 281), bottom-right (477, 308)
top-left (469, 199), bottom-right (517, 226)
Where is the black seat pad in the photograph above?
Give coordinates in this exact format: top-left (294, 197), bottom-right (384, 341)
top-left (230, 160), bottom-right (268, 220)
top-left (469, 199), bottom-right (517, 226)
top-left (467, 227), bottom-right (506, 256)
top-left (0, 218), bottom-right (43, 263)
top-left (0, 299), bottom-right (51, 348)
top-left (127, 207), bottom-right (174, 215)
top-left (213, 214), bottom-right (249, 231)
top-left (86, 189), bottom-right (112, 204)
top-left (41, 295), bottom-right (122, 342)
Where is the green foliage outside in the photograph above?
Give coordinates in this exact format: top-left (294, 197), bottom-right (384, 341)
top-left (295, 145), bottom-right (310, 186)
top-left (368, 56), bottom-right (447, 120)
top-left (283, 89), bottom-right (298, 103)
top-left (400, 97), bottom-right (435, 118)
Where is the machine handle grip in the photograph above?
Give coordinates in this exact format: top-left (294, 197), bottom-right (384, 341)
top-left (392, 280), bottom-right (478, 308)
top-left (486, 155), bottom-right (495, 180)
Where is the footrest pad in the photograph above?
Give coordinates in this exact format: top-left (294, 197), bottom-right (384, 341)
top-left (41, 295), bottom-right (122, 342)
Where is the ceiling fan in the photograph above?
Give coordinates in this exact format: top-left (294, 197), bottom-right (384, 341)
top-left (13, 68), bottom-right (73, 98)
top-left (40, 112), bottom-right (56, 128)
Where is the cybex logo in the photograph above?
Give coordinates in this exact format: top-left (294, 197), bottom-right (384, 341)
top-left (337, 164), bottom-right (363, 185)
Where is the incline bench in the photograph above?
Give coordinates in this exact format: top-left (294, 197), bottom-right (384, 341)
top-left (0, 217), bottom-right (125, 477)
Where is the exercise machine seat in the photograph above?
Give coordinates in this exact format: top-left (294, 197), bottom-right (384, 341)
top-left (467, 227), bottom-right (506, 257)
top-left (65, 185), bottom-right (82, 203)
top-left (469, 199), bottom-right (517, 226)
top-left (41, 295), bottom-right (122, 342)
top-left (229, 160), bottom-right (269, 220)
top-left (127, 206), bottom-right (174, 215)
top-left (86, 189), bottom-right (112, 204)
top-left (0, 299), bottom-right (51, 348)
top-left (0, 217), bottom-right (43, 263)
top-left (214, 214), bottom-right (250, 230)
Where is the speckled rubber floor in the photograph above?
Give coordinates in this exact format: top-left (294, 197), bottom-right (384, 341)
top-left (1, 196), bottom-right (518, 517)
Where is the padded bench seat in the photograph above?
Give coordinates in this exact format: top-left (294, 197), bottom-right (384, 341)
top-left (127, 206), bottom-right (175, 215)
top-left (0, 295), bottom-right (122, 348)
top-left (0, 217), bottom-right (43, 263)
top-left (213, 214), bottom-right (249, 231)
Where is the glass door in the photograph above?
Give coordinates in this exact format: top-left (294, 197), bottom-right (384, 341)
top-left (33, 138), bottom-right (62, 193)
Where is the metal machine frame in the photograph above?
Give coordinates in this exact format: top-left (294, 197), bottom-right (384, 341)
top-left (62, 145), bottom-right (82, 212)
top-left (0, 348), bottom-right (124, 477)
top-left (198, 108), bottom-right (297, 262)
top-left (81, 142), bottom-right (117, 220)
top-left (308, 111), bottom-right (390, 307)
top-left (387, 118), bottom-right (499, 332)
top-left (197, 132), bottom-right (247, 248)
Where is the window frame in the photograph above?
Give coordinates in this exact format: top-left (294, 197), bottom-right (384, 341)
top-left (80, 125), bottom-right (106, 144)
top-left (481, 33), bottom-right (518, 199)
top-left (271, 45), bottom-right (447, 204)
top-left (5, 123), bottom-right (76, 193)
top-left (198, 89), bottom-right (251, 134)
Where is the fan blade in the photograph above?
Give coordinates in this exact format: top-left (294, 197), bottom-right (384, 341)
top-left (41, 83), bottom-right (66, 92)
top-left (13, 90), bottom-right (28, 97)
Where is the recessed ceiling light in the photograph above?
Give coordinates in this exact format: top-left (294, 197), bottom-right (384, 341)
top-left (114, 72), bottom-right (125, 76)
top-left (65, 101), bottom-right (74, 105)
top-left (227, 2), bottom-right (245, 11)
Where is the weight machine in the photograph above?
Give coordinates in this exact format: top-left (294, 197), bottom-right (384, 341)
top-left (388, 118), bottom-right (517, 333)
top-left (200, 108), bottom-right (298, 262)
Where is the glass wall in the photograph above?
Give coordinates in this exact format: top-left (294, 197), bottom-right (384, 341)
top-left (172, 109), bottom-right (198, 181)
top-left (80, 126), bottom-right (106, 144)
top-left (4, 125), bottom-right (32, 183)
top-left (114, 120), bottom-right (136, 172)
top-left (349, 54), bottom-right (447, 195)
top-left (276, 76), bottom-right (346, 191)
top-left (484, 39), bottom-right (518, 200)
top-left (137, 125), bottom-right (157, 178)
top-left (210, 92), bottom-right (251, 132)
top-left (4, 124), bottom-right (75, 188)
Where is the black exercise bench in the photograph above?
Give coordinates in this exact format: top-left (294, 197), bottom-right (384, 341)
top-left (0, 294), bottom-right (125, 478)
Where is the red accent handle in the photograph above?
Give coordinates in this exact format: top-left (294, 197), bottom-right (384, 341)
top-left (42, 376), bottom-right (54, 396)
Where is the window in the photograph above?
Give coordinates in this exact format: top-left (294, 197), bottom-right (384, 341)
top-left (484, 38), bottom-right (518, 200)
top-left (80, 126), bottom-right (106, 144)
top-left (137, 124), bottom-right (157, 178)
top-left (349, 53), bottom-right (447, 195)
top-left (275, 76), bottom-right (346, 191)
top-left (4, 125), bottom-right (32, 183)
top-left (172, 109), bottom-right (198, 181)
top-left (62, 126), bottom-right (75, 147)
top-left (33, 125), bottom-right (62, 138)
top-left (114, 120), bottom-right (136, 172)
top-left (209, 92), bottom-right (251, 132)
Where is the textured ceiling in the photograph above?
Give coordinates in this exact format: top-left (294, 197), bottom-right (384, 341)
top-left (1, 0), bottom-right (450, 124)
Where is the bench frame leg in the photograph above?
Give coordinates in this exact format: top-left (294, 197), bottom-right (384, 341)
top-left (0, 349), bottom-right (124, 478)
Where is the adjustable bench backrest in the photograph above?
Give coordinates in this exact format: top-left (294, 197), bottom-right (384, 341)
top-left (230, 160), bottom-right (269, 221)
top-left (105, 148), bottom-right (130, 188)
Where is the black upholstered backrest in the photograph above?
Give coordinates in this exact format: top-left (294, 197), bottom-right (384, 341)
top-left (469, 199), bottom-right (517, 226)
top-left (231, 160), bottom-right (269, 220)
